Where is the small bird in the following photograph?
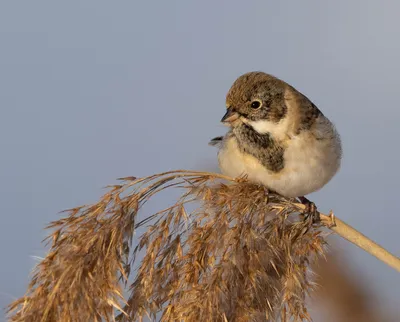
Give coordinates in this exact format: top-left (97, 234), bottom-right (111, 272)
top-left (210, 71), bottom-right (342, 206)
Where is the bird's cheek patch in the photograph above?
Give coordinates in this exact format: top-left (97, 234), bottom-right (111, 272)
top-left (246, 119), bottom-right (290, 141)
top-left (246, 119), bottom-right (276, 134)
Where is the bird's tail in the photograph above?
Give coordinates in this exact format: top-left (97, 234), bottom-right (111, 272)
top-left (208, 136), bottom-right (224, 147)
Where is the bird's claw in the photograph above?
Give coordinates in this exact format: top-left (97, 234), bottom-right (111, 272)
top-left (298, 196), bottom-right (320, 224)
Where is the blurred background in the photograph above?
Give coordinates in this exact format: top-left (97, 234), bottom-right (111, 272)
top-left (0, 1), bottom-right (399, 321)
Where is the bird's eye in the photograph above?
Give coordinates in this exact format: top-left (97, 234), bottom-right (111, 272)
top-left (250, 100), bottom-right (262, 109)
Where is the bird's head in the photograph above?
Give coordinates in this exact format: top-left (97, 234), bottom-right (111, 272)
top-left (221, 72), bottom-right (292, 136)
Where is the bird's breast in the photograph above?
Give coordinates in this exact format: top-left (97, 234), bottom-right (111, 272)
top-left (217, 131), bottom-right (341, 197)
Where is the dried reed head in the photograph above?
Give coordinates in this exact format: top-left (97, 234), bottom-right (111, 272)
top-left (313, 252), bottom-right (397, 322)
top-left (8, 170), bottom-right (327, 322)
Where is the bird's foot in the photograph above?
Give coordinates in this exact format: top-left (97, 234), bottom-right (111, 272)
top-left (298, 196), bottom-right (320, 224)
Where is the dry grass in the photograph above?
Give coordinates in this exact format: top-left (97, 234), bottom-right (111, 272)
top-left (313, 252), bottom-right (398, 322)
top-left (314, 254), bottom-right (379, 322)
top-left (7, 170), bottom-right (329, 322)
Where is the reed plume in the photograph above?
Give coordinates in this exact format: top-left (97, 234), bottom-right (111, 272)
top-left (7, 170), bottom-right (398, 321)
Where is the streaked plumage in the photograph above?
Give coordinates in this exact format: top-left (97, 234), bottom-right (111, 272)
top-left (210, 72), bottom-right (342, 198)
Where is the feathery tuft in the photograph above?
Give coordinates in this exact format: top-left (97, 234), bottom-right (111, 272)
top-left (8, 170), bottom-right (327, 322)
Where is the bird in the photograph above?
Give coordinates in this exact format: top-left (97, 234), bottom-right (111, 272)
top-left (209, 71), bottom-right (342, 210)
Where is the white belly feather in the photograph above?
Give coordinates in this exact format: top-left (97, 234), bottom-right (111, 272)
top-left (218, 132), bottom-right (341, 198)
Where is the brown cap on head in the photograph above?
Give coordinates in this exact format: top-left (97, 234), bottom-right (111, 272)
top-left (223, 72), bottom-right (290, 125)
top-left (226, 72), bottom-right (283, 108)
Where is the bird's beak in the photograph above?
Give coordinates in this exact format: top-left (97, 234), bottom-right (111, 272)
top-left (220, 108), bottom-right (240, 124)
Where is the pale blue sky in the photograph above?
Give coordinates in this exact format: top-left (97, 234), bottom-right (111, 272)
top-left (0, 1), bottom-right (399, 320)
